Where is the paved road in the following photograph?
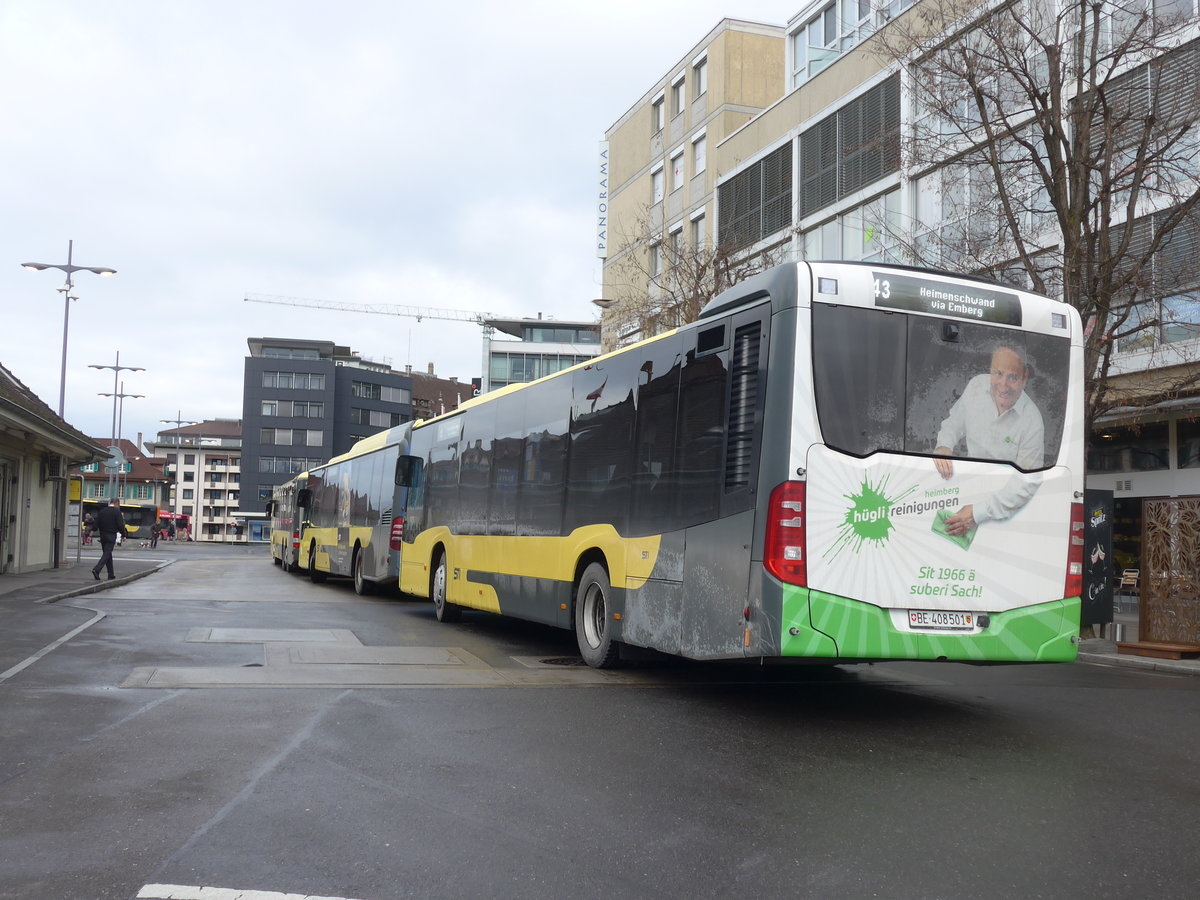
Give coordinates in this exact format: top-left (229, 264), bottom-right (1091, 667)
top-left (2, 549), bottom-right (1199, 900)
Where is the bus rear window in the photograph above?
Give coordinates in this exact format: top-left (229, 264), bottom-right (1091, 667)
top-left (812, 304), bottom-right (1068, 469)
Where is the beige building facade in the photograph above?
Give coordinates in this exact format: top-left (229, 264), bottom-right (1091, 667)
top-left (600, 18), bottom-right (786, 348)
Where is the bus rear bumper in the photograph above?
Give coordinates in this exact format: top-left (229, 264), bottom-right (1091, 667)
top-left (783, 588), bottom-right (1081, 663)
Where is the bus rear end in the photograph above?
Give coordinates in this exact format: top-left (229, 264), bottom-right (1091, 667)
top-left (768, 262), bottom-right (1084, 664)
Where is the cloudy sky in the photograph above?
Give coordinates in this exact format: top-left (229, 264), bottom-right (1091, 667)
top-left (1, 0), bottom-right (792, 451)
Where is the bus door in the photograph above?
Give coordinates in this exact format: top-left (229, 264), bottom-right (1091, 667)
top-left (392, 453), bottom-right (423, 583)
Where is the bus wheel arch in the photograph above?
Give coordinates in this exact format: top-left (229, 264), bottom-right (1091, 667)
top-left (352, 543), bottom-right (372, 596)
top-left (308, 540), bottom-right (327, 583)
top-left (574, 559), bottom-right (620, 669)
top-left (431, 546), bottom-right (461, 623)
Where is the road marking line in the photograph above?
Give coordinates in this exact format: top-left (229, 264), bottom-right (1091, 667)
top-left (0, 609), bottom-right (105, 684)
top-left (137, 881), bottom-right (366, 899)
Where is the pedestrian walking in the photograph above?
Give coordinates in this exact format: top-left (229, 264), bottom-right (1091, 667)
top-left (149, 524), bottom-right (159, 549)
top-left (90, 497), bottom-right (127, 581)
top-left (168, 521), bottom-right (176, 542)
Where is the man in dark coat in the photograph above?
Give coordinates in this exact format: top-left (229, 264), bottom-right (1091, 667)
top-left (91, 497), bottom-right (127, 581)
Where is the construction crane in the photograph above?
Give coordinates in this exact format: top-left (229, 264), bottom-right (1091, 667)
top-left (243, 292), bottom-right (498, 334)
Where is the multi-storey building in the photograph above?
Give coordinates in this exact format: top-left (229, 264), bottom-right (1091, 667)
top-left (483, 316), bottom-right (601, 391)
top-left (240, 337), bottom-right (414, 518)
top-left (600, 17), bottom-right (787, 347)
top-left (146, 419), bottom-right (243, 543)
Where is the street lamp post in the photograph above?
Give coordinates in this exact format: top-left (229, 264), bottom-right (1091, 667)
top-left (161, 411), bottom-right (196, 537)
top-left (98, 381), bottom-right (145, 500)
top-left (89, 352), bottom-right (145, 498)
top-left (22, 240), bottom-right (117, 417)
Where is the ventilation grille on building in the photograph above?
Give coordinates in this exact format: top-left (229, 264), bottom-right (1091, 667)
top-left (1116, 479), bottom-right (1133, 492)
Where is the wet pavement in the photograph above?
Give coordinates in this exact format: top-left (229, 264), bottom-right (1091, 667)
top-left (1, 543), bottom-right (1197, 677)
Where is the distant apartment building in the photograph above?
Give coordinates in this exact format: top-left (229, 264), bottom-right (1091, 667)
top-left (240, 337), bottom-right (414, 519)
top-left (483, 316), bottom-right (601, 391)
top-left (145, 419), bottom-right (243, 543)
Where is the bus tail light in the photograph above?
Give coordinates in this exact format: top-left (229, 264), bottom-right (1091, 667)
top-left (1065, 502), bottom-right (1084, 598)
top-left (765, 482), bottom-right (807, 586)
top-left (291, 529), bottom-right (301, 550)
top-left (389, 517), bottom-right (405, 551)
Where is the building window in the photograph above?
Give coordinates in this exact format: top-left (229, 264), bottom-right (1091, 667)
top-left (262, 371), bottom-right (325, 390)
top-left (650, 241), bottom-right (663, 277)
top-left (261, 401), bottom-right (278, 416)
top-left (693, 55), bottom-right (707, 98)
top-left (183, 489), bottom-right (194, 500)
top-left (352, 381), bottom-right (382, 400)
top-left (652, 95), bottom-right (665, 133)
top-left (668, 225), bottom-right (683, 267)
top-left (671, 74), bottom-right (685, 117)
top-left (671, 148), bottom-right (685, 192)
top-left (651, 164), bottom-right (665, 204)
top-left (691, 212), bottom-right (706, 250)
top-left (692, 132), bottom-right (706, 176)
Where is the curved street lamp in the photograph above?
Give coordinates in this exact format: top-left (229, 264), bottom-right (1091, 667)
top-left (22, 240), bottom-right (117, 416)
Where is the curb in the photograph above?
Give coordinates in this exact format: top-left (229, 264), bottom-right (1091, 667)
top-left (1076, 646), bottom-right (1199, 677)
top-left (37, 560), bottom-right (174, 606)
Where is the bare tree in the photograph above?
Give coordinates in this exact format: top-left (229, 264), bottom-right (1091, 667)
top-left (879, 0), bottom-right (1200, 430)
top-left (604, 205), bottom-right (792, 348)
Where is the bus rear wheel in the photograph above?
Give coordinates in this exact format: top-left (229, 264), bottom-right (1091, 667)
top-left (432, 552), bottom-right (461, 623)
top-left (575, 563), bottom-right (619, 668)
top-left (309, 542), bottom-right (327, 583)
top-left (353, 547), bottom-right (372, 596)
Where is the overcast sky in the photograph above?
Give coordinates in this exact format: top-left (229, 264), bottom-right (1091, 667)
top-left (1, 0), bottom-right (792, 451)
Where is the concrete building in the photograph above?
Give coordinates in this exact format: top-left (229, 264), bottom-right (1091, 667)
top-left (239, 338), bottom-right (414, 520)
top-left (483, 316), bottom-right (601, 391)
top-left (0, 361), bottom-right (100, 573)
top-left (600, 17), bottom-right (787, 347)
top-left (146, 419), bottom-right (243, 543)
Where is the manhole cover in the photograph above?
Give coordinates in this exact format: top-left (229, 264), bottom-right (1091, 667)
top-left (540, 656), bottom-right (586, 667)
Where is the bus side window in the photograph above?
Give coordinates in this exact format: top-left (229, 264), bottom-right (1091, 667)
top-left (395, 455), bottom-right (423, 487)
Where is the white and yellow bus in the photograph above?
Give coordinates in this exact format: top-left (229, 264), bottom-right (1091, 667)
top-left (283, 261), bottom-right (1086, 669)
top-left (270, 426), bottom-right (413, 595)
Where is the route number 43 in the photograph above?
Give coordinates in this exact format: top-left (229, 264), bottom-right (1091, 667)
top-left (874, 277), bottom-right (891, 300)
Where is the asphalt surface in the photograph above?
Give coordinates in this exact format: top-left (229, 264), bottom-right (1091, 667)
top-left (2, 541), bottom-right (1196, 679)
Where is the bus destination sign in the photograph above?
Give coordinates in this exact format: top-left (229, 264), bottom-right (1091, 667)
top-left (872, 272), bottom-right (1022, 326)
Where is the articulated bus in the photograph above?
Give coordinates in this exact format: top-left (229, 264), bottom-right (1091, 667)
top-left (281, 261), bottom-right (1085, 668)
top-left (268, 427), bottom-right (411, 594)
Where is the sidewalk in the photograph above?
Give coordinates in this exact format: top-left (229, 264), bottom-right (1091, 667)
top-left (0, 549), bottom-right (169, 605)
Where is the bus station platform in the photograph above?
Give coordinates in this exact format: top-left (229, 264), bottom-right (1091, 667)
top-left (0, 556), bottom-right (1195, 677)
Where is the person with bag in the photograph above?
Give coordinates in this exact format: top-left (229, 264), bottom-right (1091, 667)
top-left (91, 497), bottom-right (127, 581)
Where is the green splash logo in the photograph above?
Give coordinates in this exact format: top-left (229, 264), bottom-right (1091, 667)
top-left (826, 477), bottom-right (916, 560)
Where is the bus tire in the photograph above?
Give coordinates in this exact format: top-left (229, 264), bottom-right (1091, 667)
top-left (280, 543), bottom-right (291, 573)
top-left (432, 552), bottom-right (461, 623)
top-left (353, 547), bottom-right (372, 596)
top-left (308, 541), bottom-right (327, 583)
top-left (575, 563), bottom-right (619, 668)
